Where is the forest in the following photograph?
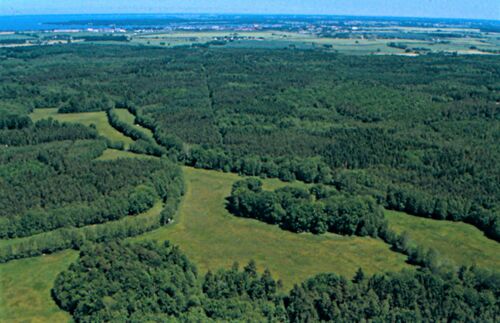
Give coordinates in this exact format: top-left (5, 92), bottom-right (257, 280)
top-left (226, 178), bottom-right (455, 270)
top-left (0, 115), bottom-right (184, 262)
top-left (228, 179), bottom-right (387, 237)
top-left (52, 240), bottom-right (499, 322)
top-left (0, 43), bottom-right (498, 321)
top-left (2, 44), bottom-right (496, 239)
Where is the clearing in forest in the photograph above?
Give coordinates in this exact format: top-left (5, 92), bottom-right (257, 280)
top-left (29, 108), bottom-right (134, 148)
top-left (386, 210), bottom-right (500, 270)
top-left (113, 108), bottom-right (155, 140)
top-left (0, 202), bottom-right (164, 322)
top-left (96, 148), bottom-right (157, 160)
top-left (0, 250), bottom-right (77, 323)
top-left (134, 167), bottom-right (411, 289)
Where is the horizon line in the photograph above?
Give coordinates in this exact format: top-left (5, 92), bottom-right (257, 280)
top-left (0, 12), bottom-right (498, 23)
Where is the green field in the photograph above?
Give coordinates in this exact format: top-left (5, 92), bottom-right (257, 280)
top-left (8, 29), bottom-right (498, 55)
top-left (30, 108), bottom-right (134, 148)
top-left (0, 202), bottom-right (164, 322)
top-left (7, 105), bottom-right (497, 321)
top-left (0, 201), bottom-right (164, 249)
top-left (127, 30), bottom-right (499, 55)
top-left (134, 167), bottom-right (410, 289)
top-left (0, 250), bottom-right (77, 323)
top-left (0, 160), bottom-right (408, 322)
top-left (386, 210), bottom-right (500, 269)
top-left (113, 108), bottom-right (155, 139)
top-left (96, 148), bottom-right (157, 161)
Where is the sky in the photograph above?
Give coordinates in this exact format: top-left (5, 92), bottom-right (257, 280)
top-left (0, 0), bottom-right (499, 20)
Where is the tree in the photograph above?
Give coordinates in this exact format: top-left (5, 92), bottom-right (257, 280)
top-left (353, 268), bottom-right (365, 283)
top-left (128, 185), bottom-right (158, 214)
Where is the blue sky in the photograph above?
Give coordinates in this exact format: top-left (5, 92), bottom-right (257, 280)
top-left (0, 0), bottom-right (499, 20)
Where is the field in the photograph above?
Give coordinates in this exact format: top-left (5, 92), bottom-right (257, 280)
top-left (0, 250), bottom-right (77, 323)
top-left (96, 148), bottom-right (156, 160)
top-left (3, 94), bottom-right (499, 321)
top-left (128, 30), bottom-right (499, 55)
top-left (386, 210), bottom-right (500, 269)
top-left (113, 108), bottom-right (155, 139)
top-left (0, 27), bottom-right (498, 321)
top-left (0, 201), bottom-right (165, 249)
top-left (134, 167), bottom-right (410, 289)
top-left (0, 154), bottom-right (408, 322)
top-left (5, 27), bottom-right (498, 55)
top-left (0, 202), bottom-right (164, 322)
top-left (30, 108), bottom-right (134, 148)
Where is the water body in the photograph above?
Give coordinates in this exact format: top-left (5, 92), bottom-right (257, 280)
top-left (0, 14), bottom-right (498, 32)
top-left (0, 14), bottom-right (195, 31)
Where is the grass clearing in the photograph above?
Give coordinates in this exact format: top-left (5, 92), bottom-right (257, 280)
top-left (133, 167), bottom-right (410, 289)
top-left (0, 202), bottom-right (164, 322)
top-left (30, 108), bottom-right (134, 148)
top-left (386, 210), bottom-right (500, 269)
top-left (113, 108), bottom-right (155, 139)
top-left (0, 250), bottom-right (77, 323)
top-left (96, 148), bottom-right (157, 161)
top-left (0, 202), bottom-right (164, 249)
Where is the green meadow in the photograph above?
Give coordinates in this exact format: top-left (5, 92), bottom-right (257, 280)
top-left (0, 250), bottom-right (77, 323)
top-left (0, 202), bottom-right (164, 322)
top-left (3, 107), bottom-right (497, 322)
top-left (386, 210), bottom-right (500, 270)
top-left (96, 148), bottom-right (157, 161)
top-left (113, 108), bottom-right (155, 139)
top-left (134, 167), bottom-right (411, 289)
top-left (30, 108), bottom-right (134, 148)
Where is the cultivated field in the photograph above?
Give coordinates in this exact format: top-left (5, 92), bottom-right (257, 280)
top-left (7, 28), bottom-right (498, 55)
top-left (128, 30), bottom-right (499, 55)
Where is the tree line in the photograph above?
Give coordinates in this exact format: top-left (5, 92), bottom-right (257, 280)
top-left (0, 138), bottom-right (181, 218)
top-left (0, 113), bottom-right (32, 129)
top-left (107, 108), bottom-right (167, 156)
top-left (0, 45), bottom-right (497, 254)
top-left (51, 240), bottom-right (500, 322)
top-left (0, 185), bottom-right (156, 239)
top-left (228, 179), bottom-right (387, 237)
top-left (0, 118), bottom-right (99, 146)
top-left (226, 179), bottom-right (457, 270)
top-left (0, 157), bottom-right (184, 262)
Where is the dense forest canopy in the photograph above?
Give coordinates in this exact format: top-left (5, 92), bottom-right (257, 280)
top-left (0, 124), bottom-right (182, 236)
top-left (1, 44), bottom-right (498, 240)
top-left (0, 40), bottom-right (499, 322)
top-left (53, 240), bottom-right (500, 322)
top-left (0, 115), bottom-right (184, 262)
top-left (228, 178), bottom-right (387, 237)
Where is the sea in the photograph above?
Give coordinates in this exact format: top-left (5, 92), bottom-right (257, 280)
top-left (1, 14), bottom-right (498, 33)
top-left (0, 14), bottom-right (193, 32)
